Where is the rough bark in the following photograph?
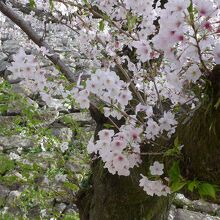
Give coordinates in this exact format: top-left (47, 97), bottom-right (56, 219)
top-left (179, 105), bottom-right (220, 186)
top-left (178, 65), bottom-right (220, 201)
top-left (77, 161), bottom-right (172, 220)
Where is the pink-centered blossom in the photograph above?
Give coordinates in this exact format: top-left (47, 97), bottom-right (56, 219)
top-left (149, 161), bottom-right (164, 176)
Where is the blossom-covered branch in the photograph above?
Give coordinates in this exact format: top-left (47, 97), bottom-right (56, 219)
top-left (0, 1), bottom-right (76, 83)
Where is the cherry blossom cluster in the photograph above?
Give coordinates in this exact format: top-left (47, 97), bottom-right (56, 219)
top-left (72, 68), bottom-right (134, 118)
top-left (5, 0), bottom-right (220, 197)
top-left (139, 175), bottom-right (170, 196)
top-left (139, 161), bottom-right (170, 196)
top-left (153, 0), bottom-right (220, 67)
top-left (87, 126), bottom-right (142, 176)
top-left (8, 48), bottom-right (47, 93)
top-left (8, 48), bottom-right (73, 109)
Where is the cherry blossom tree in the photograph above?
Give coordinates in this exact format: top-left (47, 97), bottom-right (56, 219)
top-left (0, 0), bottom-right (220, 219)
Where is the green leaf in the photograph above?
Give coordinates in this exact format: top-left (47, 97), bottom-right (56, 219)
top-left (127, 14), bottom-right (137, 32)
top-left (164, 149), bottom-right (174, 156)
top-left (99, 20), bottom-right (105, 31)
top-left (82, 0), bottom-right (88, 4)
top-left (187, 1), bottom-right (194, 22)
top-left (165, 137), bottom-right (181, 157)
top-left (214, 98), bottom-right (220, 109)
top-left (171, 181), bottom-right (186, 192)
top-left (55, 65), bottom-right (61, 72)
top-left (187, 2), bottom-right (193, 14)
top-left (64, 182), bottom-right (79, 191)
top-left (198, 183), bottom-right (216, 199)
top-left (103, 123), bottom-right (115, 129)
top-left (49, 0), bottom-right (54, 11)
top-left (174, 136), bottom-right (179, 148)
top-left (29, 0), bottom-right (36, 9)
top-left (0, 175), bottom-right (19, 186)
top-left (169, 161), bottom-right (181, 182)
top-left (187, 179), bottom-right (200, 192)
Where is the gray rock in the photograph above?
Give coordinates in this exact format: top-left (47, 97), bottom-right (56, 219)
top-left (174, 194), bottom-right (220, 215)
top-left (6, 104), bottom-right (21, 115)
top-left (3, 69), bottom-right (12, 79)
top-left (5, 190), bottom-right (23, 216)
top-left (0, 135), bottom-right (35, 151)
top-left (216, 210), bottom-right (220, 217)
top-left (1, 33), bottom-right (10, 42)
top-left (65, 161), bottom-right (81, 173)
top-left (55, 203), bottom-right (67, 213)
top-left (7, 191), bottom-right (21, 201)
top-left (7, 97), bottom-right (38, 115)
top-left (0, 185), bottom-right (10, 207)
top-left (54, 47), bottom-right (68, 53)
top-left (168, 205), bottom-right (176, 220)
top-left (61, 112), bottom-right (93, 126)
top-left (174, 209), bottom-right (220, 220)
top-left (11, 84), bottom-right (34, 97)
top-left (36, 110), bottom-right (59, 127)
top-left (0, 61), bottom-right (10, 74)
top-left (0, 116), bottom-right (17, 129)
top-left (51, 127), bottom-right (73, 142)
top-left (191, 200), bottom-right (220, 216)
top-left (2, 40), bottom-right (20, 55)
top-left (0, 52), bottom-right (7, 62)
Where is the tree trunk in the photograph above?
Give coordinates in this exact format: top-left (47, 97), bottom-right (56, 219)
top-left (179, 105), bottom-right (220, 187)
top-left (178, 65), bottom-right (220, 201)
top-left (77, 160), bottom-right (172, 220)
top-left (76, 101), bottom-right (172, 220)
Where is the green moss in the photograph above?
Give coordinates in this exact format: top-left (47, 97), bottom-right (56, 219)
top-left (178, 100), bottom-right (220, 202)
top-left (0, 154), bottom-right (15, 175)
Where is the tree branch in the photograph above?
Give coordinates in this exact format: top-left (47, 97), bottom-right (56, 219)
top-left (8, 0), bottom-right (79, 34)
top-left (0, 1), bottom-right (76, 83)
top-left (8, 0), bottom-right (56, 22)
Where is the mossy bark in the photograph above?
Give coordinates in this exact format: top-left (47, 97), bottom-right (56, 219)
top-left (77, 160), bottom-right (172, 220)
top-left (178, 65), bottom-right (220, 201)
top-left (179, 106), bottom-right (220, 187)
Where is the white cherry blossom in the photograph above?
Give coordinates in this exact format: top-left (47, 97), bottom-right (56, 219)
top-left (150, 161), bottom-right (164, 176)
top-left (214, 43), bottom-right (220, 64)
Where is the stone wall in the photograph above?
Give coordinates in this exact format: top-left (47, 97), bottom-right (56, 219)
top-left (0, 16), bottom-right (95, 219)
